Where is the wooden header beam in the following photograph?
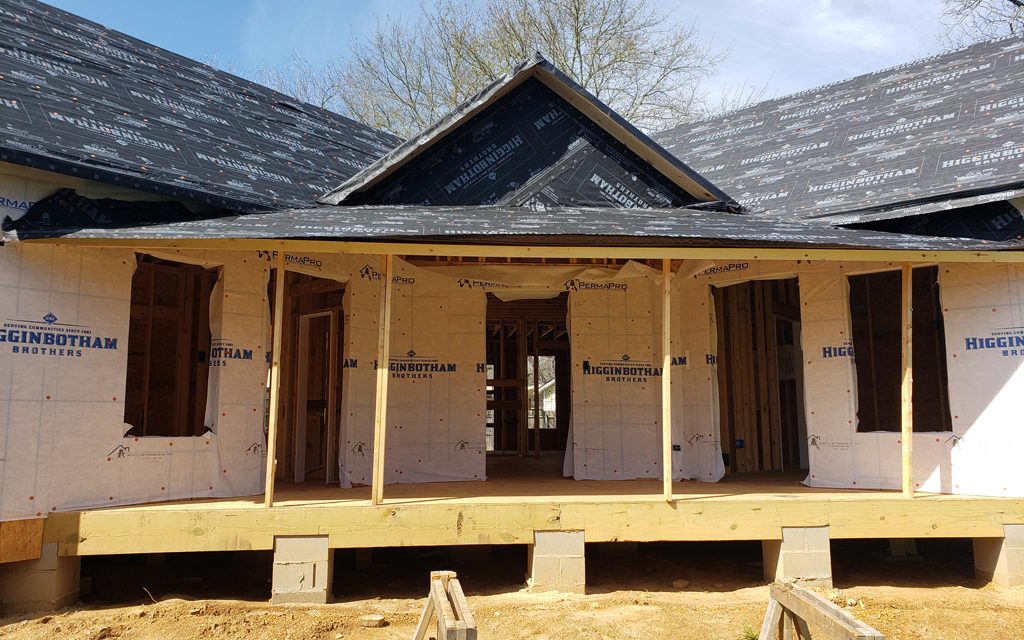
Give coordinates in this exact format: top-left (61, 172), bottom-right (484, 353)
top-left (900, 264), bottom-right (914, 499)
top-left (31, 236), bottom-right (1024, 264)
top-left (264, 251), bottom-right (287, 508)
top-left (371, 254), bottom-right (395, 506)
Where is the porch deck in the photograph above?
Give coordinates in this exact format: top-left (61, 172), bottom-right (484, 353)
top-left (42, 466), bottom-right (1024, 557)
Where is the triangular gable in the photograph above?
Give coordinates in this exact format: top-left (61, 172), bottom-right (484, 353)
top-left (320, 54), bottom-right (735, 209)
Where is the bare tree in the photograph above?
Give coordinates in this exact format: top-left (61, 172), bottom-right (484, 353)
top-left (252, 52), bottom-right (345, 112)
top-left (264, 0), bottom-right (726, 137)
top-left (697, 78), bottom-right (772, 120)
top-left (941, 0), bottom-right (1024, 47)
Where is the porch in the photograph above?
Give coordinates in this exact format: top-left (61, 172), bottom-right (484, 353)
top-left (43, 470), bottom-right (1023, 556)
top-left (14, 463), bottom-right (1019, 607)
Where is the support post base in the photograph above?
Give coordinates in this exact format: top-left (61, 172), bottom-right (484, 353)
top-left (528, 530), bottom-right (585, 594)
top-left (762, 526), bottom-right (832, 589)
top-left (975, 524), bottom-right (1024, 588)
top-left (271, 536), bottom-right (333, 604)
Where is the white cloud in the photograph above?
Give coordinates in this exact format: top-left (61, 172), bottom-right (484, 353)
top-left (679, 0), bottom-right (947, 105)
top-left (236, 0), bottom-right (949, 111)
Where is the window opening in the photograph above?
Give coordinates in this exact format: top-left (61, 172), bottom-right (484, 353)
top-left (849, 266), bottom-right (951, 433)
top-left (124, 255), bottom-right (220, 437)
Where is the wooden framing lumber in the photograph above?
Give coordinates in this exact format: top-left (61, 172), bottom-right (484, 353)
top-left (762, 583), bottom-right (885, 640)
top-left (661, 259), bottom-right (673, 501)
top-left (517, 318), bottom-right (528, 456)
top-left (42, 487), bottom-right (1024, 556)
top-left (736, 287), bottom-right (754, 472)
top-left (413, 570), bottom-right (477, 640)
top-left (533, 326), bottom-right (540, 457)
top-left (141, 268), bottom-right (155, 431)
top-left (754, 283), bottom-right (772, 470)
top-left (759, 598), bottom-right (784, 640)
top-left (293, 314), bottom-right (312, 483)
top-left (413, 587), bottom-right (437, 640)
top-left (431, 578), bottom-right (458, 638)
top-left (900, 264), bottom-right (914, 499)
top-left (446, 577), bottom-right (477, 636)
top-left (770, 282), bottom-right (782, 468)
top-left (371, 254), bottom-right (395, 505)
top-left (279, 277), bottom-right (296, 479)
top-left (174, 270), bottom-right (191, 435)
top-left (712, 288), bottom-right (734, 473)
top-left (36, 236), bottom-right (1024, 264)
top-left (264, 251), bottom-right (287, 508)
top-left (326, 310), bottom-right (340, 485)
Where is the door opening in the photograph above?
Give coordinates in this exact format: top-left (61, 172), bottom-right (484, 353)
top-left (293, 311), bottom-right (338, 482)
top-left (713, 278), bottom-right (807, 474)
top-left (485, 294), bottom-right (570, 475)
top-left (271, 271), bottom-right (345, 484)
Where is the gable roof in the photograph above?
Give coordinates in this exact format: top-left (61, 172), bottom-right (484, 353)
top-left (3, 1), bottom-right (1021, 252)
top-left (320, 53), bottom-right (736, 210)
top-left (0, 0), bottom-right (399, 212)
top-left (655, 36), bottom-right (1024, 224)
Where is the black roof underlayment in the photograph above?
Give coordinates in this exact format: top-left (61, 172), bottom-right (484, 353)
top-left (2, 0), bottom-right (1024, 251)
top-left (6, 189), bottom-right (1018, 252)
top-left (0, 0), bottom-right (399, 212)
top-left (321, 54), bottom-right (736, 210)
top-left (655, 36), bottom-right (1024, 225)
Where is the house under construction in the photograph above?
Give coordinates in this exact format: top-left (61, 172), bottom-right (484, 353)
top-left (1, 0), bottom-right (1023, 611)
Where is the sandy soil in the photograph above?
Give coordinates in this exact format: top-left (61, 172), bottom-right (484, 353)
top-left (0, 541), bottom-right (1020, 639)
top-left (1, 584), bottom-right (1022, 640)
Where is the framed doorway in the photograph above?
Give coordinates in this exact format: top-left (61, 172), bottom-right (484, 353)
top-left (713, 277), bottom-right (807, 474)
top-left (269, 271), bottom-right (346, 484)
top-left (293, 310), bottom-right (340, 483)
top-left (485, 294), bottom-right (570, 472)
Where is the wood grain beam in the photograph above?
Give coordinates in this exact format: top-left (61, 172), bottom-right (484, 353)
top-left (901, 264), bottom-right (914, 499)
top-left (371, 254), bottom-right (395, 506)
top-left (264, 252), bottom-right (286, 508)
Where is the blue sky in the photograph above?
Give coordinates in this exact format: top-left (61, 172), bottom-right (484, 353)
top-left (47, 0), bottom-right (949, 105)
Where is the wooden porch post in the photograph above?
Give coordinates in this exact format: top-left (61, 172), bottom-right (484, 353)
top-left (371, 254), bottom-right (395, 506)
top-left (901, 264), bottom-right (914, 498)
top-left (264, 251), bottom-right (287, 508)
top-left (661, 259), bottom-right (674, 502)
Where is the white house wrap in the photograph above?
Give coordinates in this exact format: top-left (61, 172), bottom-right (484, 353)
top-left (0, 244), bottom-right (269, 521)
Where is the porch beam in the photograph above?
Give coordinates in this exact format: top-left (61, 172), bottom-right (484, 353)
top-left (264, 251), bottom-right (287, 509)
top-left (371, 254), bottom-right (396, 506)
top-left (661, 259), bottom-right (673, 502)
top-left (44, 491), bottom-right (1024, 556)
top-left (35, 237), bottom-right (1024, 264)
top-left (901, 264), bottom-right (914, 498)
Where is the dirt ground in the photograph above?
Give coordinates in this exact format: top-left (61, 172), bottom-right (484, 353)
top-left (0, 540), bottom-right (1021, 640)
